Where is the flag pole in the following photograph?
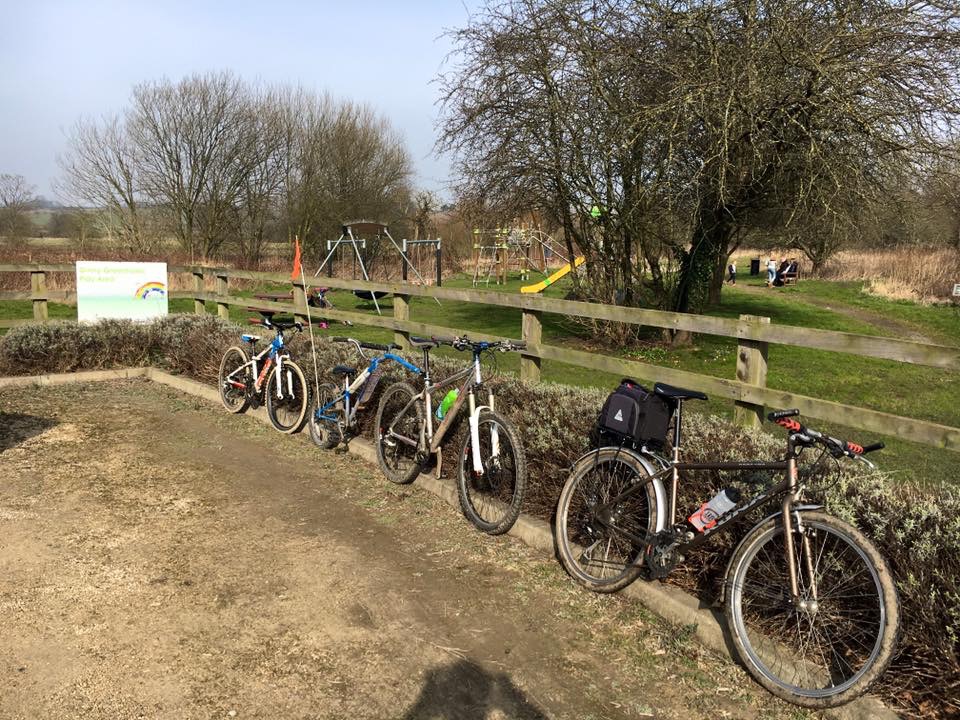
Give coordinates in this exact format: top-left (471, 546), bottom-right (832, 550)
top-left (293, 235), bottom-right (322, 404)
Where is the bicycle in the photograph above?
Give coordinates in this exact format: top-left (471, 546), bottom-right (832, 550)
top-left (308, 336), bottom-right (419, 449)
top-left (218, 313), bottom-right (310, 434)
top-left (554, 382), bottom-right (899, 709)
top-left (374, 335), bottom-right (528, 535)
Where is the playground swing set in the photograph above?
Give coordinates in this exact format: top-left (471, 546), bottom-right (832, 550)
top-left (471, 226), bottom-right (586, 293)
top-left (314, 220), bottom-right (442, 315)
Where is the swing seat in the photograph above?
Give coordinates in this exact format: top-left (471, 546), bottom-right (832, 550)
top-left (353, 290), bottom-right (390, 301)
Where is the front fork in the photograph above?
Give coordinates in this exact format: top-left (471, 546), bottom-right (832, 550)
top-left (781, 457), bottom-right (819, 608)
top-left (467, 389), bottom-right (500, 474)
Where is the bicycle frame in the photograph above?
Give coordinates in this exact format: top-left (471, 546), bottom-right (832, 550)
top-left (388, 347), bottom-right (498, 474)
top-left (594, 400), bottom-right (812, 603)
top-left (228, 330), bottom-right (293, 399)
top-left (316, 352), bottom-right (421, 428)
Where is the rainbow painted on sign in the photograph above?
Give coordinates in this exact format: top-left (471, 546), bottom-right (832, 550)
top-left (135, 281), bottom-right (167, 299)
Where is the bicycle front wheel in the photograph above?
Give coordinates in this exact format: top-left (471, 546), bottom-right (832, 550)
top-left (725, 510), bottom-right (899, 708)
top-left (265, 360), bottom-right (309, 434)
top-left (456, 410), bottom-right (527, 535)
top-left (219, 346), bottom-right (251, 414)
top-left (555, 448), bottom-right (661, 593)
top-left (375, 382), bottom-right (424, 484)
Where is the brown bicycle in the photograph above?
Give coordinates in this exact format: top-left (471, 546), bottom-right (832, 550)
top-left (555, 384), bottom-right (899, 709)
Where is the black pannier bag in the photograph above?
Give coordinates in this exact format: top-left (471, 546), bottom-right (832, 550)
top-left (598, 378), bottom-right (673, 449)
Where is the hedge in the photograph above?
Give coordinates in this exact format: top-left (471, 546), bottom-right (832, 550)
top-left (1, 316), bottom-right (956, 718)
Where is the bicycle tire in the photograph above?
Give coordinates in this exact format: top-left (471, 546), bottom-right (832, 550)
top-left (725, 510), bottom-right (899, 708)
top-left (456, 409), bottom-right (527, 535)
top-left (308, 382), bottom-right (344, 449)
top-left (265, 359), bottom-right (309, 434)
top-left (375, 382), bottom-right (424, 484)
top-left (555, 448), bottom-right (660, 593)
top-left (219, 346), bottom-right (251, 414)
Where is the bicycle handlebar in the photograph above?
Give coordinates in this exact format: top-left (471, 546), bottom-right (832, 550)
top-left (768, 410), bottom-right (882, 461)
top-left (249, 317), bottom-right (303, 332)
top-left (332, 337), bottom-right (401, 353)
top-left (411, 334), bottom-right (526, 353)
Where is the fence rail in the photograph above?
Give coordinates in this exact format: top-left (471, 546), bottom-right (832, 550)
top-left (2, 262), bottom-right (958, 451)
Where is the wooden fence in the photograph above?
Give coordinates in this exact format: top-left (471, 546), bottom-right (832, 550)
top-left (2, 262), bottom-right (958, 452)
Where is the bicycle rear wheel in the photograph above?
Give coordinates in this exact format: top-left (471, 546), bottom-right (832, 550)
top-left (725, 510), bottom-right (899, 708)
top-left (555, 448), bottom-right (661, 593)
top-left (456, 410), bottom-right (527, 535)
top-left (265, 359), bottom-right (309, 433)
top-left (308, 382), bottom-right (344, 449)
top-left (219, 346), bottom-right (251, 413)
top-left (375, 382), bottom-right (424, 484)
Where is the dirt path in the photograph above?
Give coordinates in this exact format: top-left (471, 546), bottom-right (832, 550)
top-left (732, 282), bottom-right (936, 343)
top-left (0, 380), bottom-right (812, 720)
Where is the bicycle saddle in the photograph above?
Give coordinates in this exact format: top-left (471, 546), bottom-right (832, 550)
top-left (653, 383), bottom-right (708, 402)
top-left (408, 336), bottom-right (438, 349)
top-left (332, 365), bottom-right (357, 377)
top-left (241, 334), bottom-right (260, 344)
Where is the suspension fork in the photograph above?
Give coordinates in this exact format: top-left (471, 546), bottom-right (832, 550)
top-left (780, 454), bottom-right (818, 604)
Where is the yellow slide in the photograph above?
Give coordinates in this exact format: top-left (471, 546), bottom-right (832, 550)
top-left (521, 256), bottom-right (585, 294)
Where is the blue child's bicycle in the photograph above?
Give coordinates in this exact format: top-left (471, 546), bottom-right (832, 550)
top-left (218, 313), bottom-right (310, 434)
top-left (308, 337), bottom-right (421, 449)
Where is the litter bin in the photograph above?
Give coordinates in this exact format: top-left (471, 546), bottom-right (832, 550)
top-left (749, 257), bottom-right (761, 276)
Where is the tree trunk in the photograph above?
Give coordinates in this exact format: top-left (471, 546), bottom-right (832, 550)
top-left (674, 205), bottom-right (729, 315)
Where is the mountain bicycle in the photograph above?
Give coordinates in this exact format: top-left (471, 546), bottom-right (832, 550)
top-left (308, 337), bottom-right (419, 449)
top-left (218, 314), bottom-right (310, 434)
top-left (554, 383), bottom-right (899, 708)
top-left (374, 335), bottom-right (528, 535)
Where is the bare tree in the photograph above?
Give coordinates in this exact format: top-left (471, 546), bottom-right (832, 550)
top-left (440, 0), bottom-right (960, 315)
top-left (58, 117), bottom-right (150, 251)
top-left (0, 174), bottom-right (37, 242)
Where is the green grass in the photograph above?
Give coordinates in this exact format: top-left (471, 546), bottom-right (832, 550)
top-left (2, 268), bottom-right (957, 484)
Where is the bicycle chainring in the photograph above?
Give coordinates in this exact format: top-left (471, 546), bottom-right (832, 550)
top-left (645, 529), bottom-right (682, 579)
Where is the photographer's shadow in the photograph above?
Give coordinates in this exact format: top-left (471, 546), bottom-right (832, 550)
top-left (402, 659), bottom-right (548, 720)
top-left (0, 413), bottom-right (56, 453)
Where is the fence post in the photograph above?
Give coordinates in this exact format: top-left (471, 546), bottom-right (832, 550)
top-left (393, 293), bottom-right (410, 349)
top-left (193, 270), bottom-right (205, 314)
top-left (734, 314), bottom-right (770, 427)
top-left (292, 277), bottom-right (308, 326)
top-left (520, 308), bottom-right (542, 383)
top-left (216, 272), bottom-right (230, 320)
top-left (30, 269), bottom-right (48, 322)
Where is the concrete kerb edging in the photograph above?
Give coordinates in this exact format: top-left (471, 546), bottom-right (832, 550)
top-left (0, 367), bottom-right (899, 720)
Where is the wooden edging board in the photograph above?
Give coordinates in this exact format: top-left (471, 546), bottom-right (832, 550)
top-left (0, 366), bottom-right (899, 720)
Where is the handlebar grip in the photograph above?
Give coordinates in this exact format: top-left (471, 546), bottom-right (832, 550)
top-left (388, 343), bottom-right (401, 350)
top-left (512, 341), bottom-right (527, 349)
top-left (861, 442), bottom-right (885, 454)
top-left (767, 408), bottom-right (800, 422)
top-left (332, 337), bottom-right (351, 343)
top-left (360, 342), bottom-right (390, 351)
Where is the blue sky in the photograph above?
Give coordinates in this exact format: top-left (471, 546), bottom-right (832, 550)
top-left (0, 0), bottom-right (481, 200)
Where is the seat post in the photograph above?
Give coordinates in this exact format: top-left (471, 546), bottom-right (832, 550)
top-left (670, 399), bottom-right (684, 525)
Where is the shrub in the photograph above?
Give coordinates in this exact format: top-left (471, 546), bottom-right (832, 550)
top-left (0, 316), bottom-right (957, 717)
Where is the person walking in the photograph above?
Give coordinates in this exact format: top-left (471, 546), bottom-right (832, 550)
top-left (727, 261), bottom-right (737, 285)
top-left (766, 257), bottom-right (777, 287)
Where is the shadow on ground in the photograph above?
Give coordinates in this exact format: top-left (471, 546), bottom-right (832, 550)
top-left (401, 659), bottom-right (548, 720)
top-left (0, 413), bottom-right (57, 453)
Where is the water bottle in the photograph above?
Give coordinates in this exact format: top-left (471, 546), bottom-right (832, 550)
top-left (435, 389), bottom-right (459, 420)
top-left (688, 487), bottom-right (742, 532)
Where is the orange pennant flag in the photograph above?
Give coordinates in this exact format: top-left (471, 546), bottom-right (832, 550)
top-left (290, 236), bottom-right (302, 281)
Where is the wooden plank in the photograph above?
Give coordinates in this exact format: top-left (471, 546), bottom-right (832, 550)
top-left (31, 271), bottom-right (48, 322)
top-left (0, 290), bottom-right (75, 302)
top-left (393, 294), bottom-right (410, 349)
top-left (739, 384), bottom-right (960, 451)
top-left (0, 263), bottom-right (75, 272)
